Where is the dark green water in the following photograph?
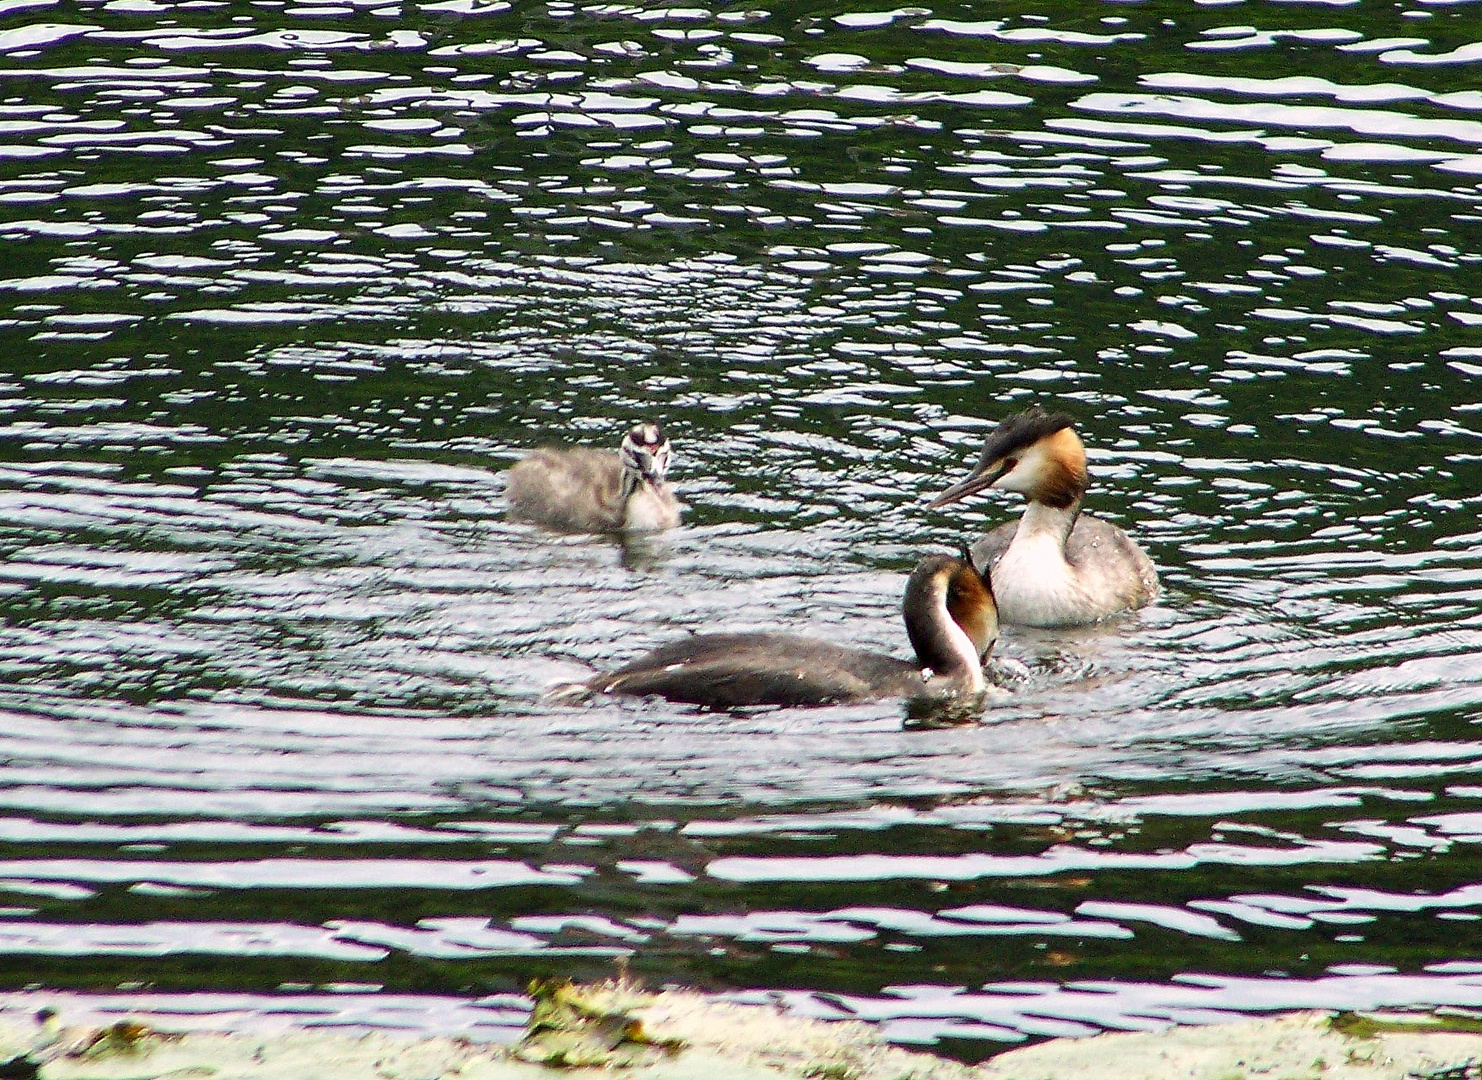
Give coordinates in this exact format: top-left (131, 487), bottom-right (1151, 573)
top-left (1, 0), bottom-right (1482, 1051)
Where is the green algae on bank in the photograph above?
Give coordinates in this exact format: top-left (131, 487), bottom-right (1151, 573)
top-left (4, 992), bottom-right (1482, 1080)
top-left (513, 979), bottom-right (686, 1067)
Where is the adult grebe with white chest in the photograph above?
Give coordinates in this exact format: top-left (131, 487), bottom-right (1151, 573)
top-left (930, 408), bottom-right (1158, 628)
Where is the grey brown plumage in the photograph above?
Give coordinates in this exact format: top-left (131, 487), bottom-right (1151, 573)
top-left (970, 515), bottom-right (1158, 616)
top-left (581, 554), bottom-right (996, 709)
top-left (506, 422), bottom-right (680, 534)
top-left (592, 634), bottom-right (935, 708)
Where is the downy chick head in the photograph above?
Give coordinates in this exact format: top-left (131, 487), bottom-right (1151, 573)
top-left (619, 422), bottom-right (672, 486)
top-left (930, 408), bottom-right (1087, 511)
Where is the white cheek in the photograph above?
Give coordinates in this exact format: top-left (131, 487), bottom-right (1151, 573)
top-left (994, 463), bottom-right (1033, 495)
top-left (994, 450), bottom-right (1052, 495)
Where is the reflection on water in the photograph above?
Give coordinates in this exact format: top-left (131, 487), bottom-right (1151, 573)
top-left (1, 0), bottom-right (1481, 1053)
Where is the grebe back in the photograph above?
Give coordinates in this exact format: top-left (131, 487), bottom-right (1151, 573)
top-left (579, 553), bottom-right (996, 709)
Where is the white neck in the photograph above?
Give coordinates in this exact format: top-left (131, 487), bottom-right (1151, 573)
top-left (926, 586), bottom-right (985, 694)
top-left (990, 501), bottom-right (1088, 627)
top-left (1017, 499), bottom-right (1079, 549)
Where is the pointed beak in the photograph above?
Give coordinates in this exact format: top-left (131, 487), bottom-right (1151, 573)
top-left (928, 459), bottom-right (1009, 509)
top-left (640, 440), bottom-right (670, 483)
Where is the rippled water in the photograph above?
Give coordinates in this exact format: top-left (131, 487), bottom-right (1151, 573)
top-left (2, 0), bottom-right (1482, 1055)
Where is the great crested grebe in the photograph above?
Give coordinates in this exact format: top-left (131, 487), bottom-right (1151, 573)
top-left (506, 422), bottom-right (681, 534)
top-left (576, 553), bottom-right (996, 709)
top-left (930, 408), bottom-right (1158, 627)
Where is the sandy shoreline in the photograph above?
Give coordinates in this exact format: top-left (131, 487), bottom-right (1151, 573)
top-left (3, 987), bottom-right (1480, 1080)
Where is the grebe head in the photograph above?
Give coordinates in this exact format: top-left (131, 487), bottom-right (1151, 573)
top-left (903, 553), bottom-right (997, 693)
top-left (929, 407), bottom-right (1087, 511)
top-left (619, 422), bottom-right (671, 487)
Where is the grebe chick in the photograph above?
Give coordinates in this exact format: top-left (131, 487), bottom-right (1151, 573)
top-left (583, 554), bottom-right (996, 709)
top-left (930, 408), bottom-right (1158, 628)
top-left (507, 422), bottom-right (680, 534)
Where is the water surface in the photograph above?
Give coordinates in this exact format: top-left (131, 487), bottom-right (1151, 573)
top-left (1, 0), bottom-right (1482, 1053)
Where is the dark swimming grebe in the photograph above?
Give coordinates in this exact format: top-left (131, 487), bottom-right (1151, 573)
top-left (577, 554), bottom-right (996, 708)
top-left (507, 422), bottom-right (681, 534)
top-left (930, 408), bottom-right (1158, 627)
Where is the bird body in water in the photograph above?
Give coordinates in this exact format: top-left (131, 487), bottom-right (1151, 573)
top-left (931, 409), bottom-right (1157, 628)
top-left (507, 422), bottom-right (680, 534)
top-left (578, 554), bottom-right (996, 709)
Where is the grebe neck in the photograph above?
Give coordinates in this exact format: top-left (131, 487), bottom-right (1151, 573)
top-left (903, 573), bottom-right (988, 695)
top-left (1018, 497), bottom-right (1081, 552)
